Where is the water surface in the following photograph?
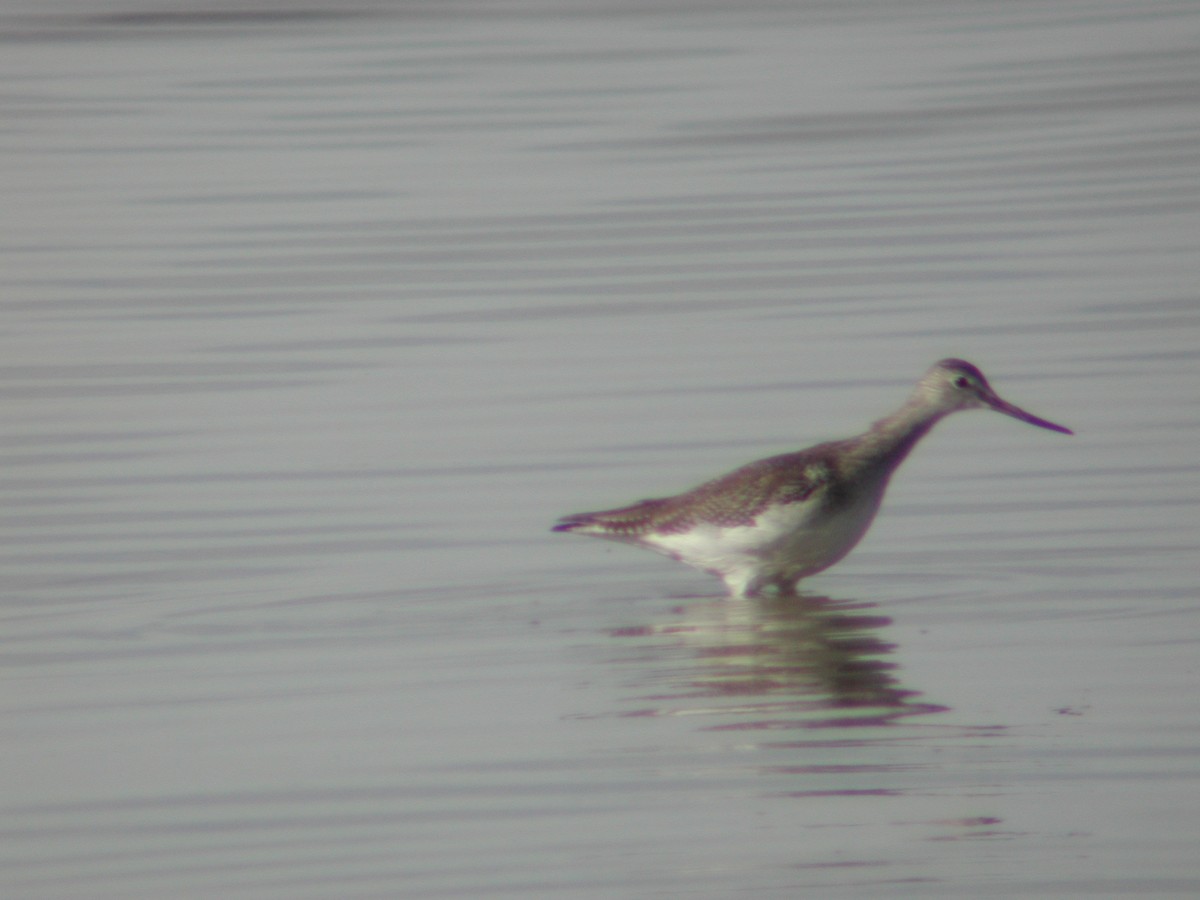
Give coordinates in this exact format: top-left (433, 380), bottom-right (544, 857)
top-left (2, 1), bottom-right (1199, 897)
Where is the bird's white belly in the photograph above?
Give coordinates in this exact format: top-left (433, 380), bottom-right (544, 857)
top-left (642, 490), bottom-right (882, 596)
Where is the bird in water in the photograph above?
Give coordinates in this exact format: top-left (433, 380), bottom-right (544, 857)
top-left (553, 359), bottom-right (1072, 598)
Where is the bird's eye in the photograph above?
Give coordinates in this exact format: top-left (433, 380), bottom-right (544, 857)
top-left (954, 376), bottom-right (971, 389)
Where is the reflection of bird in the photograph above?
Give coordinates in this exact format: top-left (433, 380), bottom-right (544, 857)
top-left (554, 359), bottom-right (1072, 597)
top-left (649, 593), bottom-right (912, 716)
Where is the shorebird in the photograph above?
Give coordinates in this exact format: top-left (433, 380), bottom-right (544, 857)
top-left (553, 359), bottom-right (1071, 597)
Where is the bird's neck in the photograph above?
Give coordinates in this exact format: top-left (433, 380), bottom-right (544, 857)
top-left (844, 395), bottom-right (949, 476)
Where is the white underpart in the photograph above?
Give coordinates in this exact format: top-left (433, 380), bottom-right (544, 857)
top-left (639, 487), bottom-right (885, 597)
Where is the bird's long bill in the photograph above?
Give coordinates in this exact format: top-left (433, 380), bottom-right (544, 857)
top-left (984, 392), bottom-right (1073, 435)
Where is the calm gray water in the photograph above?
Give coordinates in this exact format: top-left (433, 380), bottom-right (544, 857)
top-left (3, 0), bottom-right (1199, 897)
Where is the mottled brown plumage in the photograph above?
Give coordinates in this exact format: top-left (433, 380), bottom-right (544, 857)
top-left (554, 449), bottom-right (835, 535)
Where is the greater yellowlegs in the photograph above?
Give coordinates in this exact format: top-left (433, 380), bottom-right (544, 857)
top-left (553, 359), bottom-right (1071, 597)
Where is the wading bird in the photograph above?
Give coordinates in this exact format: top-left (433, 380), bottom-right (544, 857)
top-left (553, 359), bottom-right (1072, 597)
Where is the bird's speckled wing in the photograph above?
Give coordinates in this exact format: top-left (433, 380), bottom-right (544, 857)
top-left (552, 446), bottom-right (839, 539)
